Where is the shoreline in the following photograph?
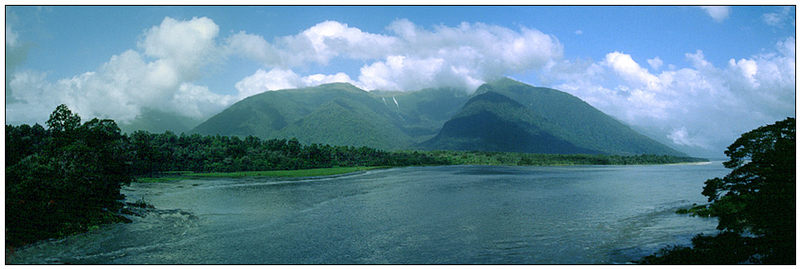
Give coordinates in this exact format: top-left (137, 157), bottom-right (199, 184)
top-left (135, 166), bottom-right (390, 183)
top-left (134, 160), bottom-right (713, 183)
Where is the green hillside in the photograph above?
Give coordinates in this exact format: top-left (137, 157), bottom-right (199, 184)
top-left (192, 79), bottom-right (684, 156)
top-left (277, 97), bottom-right (415, 149)
top-left (373, 87), bottom-right (470, 139)
top-left (191, 83), bottom-right (467, 150)
top-left (422, 91), bottom-right (599, 153)
top-left (424, 78), bottom-right (684, 155)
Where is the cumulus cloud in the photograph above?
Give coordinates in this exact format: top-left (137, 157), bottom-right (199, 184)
top-left (700, 6), bottom-right (731, 22)
top-left (647, 57), bottom-right (663, 71)
top-left (227, 19), bottom-right (563, 91)
top-left (6, 17), bottom-right (234, 125)
top-left (542, 37), bottom-right (795, 155)
top-left (227, 20), bottom-right (398, 68)
top-left (234, 68), bottom-right (354, 98)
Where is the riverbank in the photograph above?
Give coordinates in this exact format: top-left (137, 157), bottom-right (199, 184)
top-left (416, 151), bottom-right (710, 167)
top-left (133, 152), bottom-right (711, 184)
top-left (135, 166), bottom-right (389, 183)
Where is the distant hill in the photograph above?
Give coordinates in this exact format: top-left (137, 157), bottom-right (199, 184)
top-left (190, 79), bottom-right (685, 156)
top-left (422, 78), bottom-right (685, 156)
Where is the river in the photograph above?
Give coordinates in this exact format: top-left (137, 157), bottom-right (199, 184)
top-left (8, 162), bottom-right (726, 264)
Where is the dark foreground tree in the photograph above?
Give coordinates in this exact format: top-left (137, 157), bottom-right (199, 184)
top-left (639, 117), bottom-right (795, 264)
top-left (6, 105), bottom-right (132, 248)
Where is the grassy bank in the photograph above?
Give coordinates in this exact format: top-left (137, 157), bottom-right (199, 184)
top-left (415, 150), bottom-right (710, 166)
top-left (135, 152), bottom-right (710, 183)
top-left (135, 166), bottom-right (388, 183)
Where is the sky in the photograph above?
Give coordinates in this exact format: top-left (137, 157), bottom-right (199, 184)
top-left (4, 5), bottom-right (796, 156)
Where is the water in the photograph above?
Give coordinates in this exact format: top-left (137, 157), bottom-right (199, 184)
top-left (8, 162), bottom-right (726, 264)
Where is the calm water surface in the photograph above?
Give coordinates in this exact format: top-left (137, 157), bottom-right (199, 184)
top-left (9, 162), bottom-right (726, 264)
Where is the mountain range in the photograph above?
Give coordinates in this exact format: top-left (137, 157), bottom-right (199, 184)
top-left (187, 78), bottom-right (684, 156)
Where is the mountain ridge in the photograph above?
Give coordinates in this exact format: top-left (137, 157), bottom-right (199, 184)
top-left (189, 78), bottom-right (685, 156)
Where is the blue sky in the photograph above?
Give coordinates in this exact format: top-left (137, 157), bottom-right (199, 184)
top-left (5, 6), bottom-right (796, 156)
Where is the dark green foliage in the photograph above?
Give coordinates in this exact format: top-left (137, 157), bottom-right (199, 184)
top-left (125, 133), bottom-right (449, 176)
top-left (640, 117), bottom-right (795, 264)
top-left (420, 150), bottom-right (706, 166)
top-left (638, 232), bottom-right (759, 264)
top-left (675, 203), bottom-right (714, 217)
top-left (6, 105), bottom-right (132, 248)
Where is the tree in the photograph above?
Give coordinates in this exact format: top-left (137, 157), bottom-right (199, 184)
top-left (640, 117), bottom-right (795, 264)
top-left (6, 105), bottom-right (133, 248)
top-left (700, 117), bottom-right (795, 264)
top-left (46, 104), bottom-right (81, 138)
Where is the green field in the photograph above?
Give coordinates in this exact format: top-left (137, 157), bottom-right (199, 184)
top-left (135, 166), bottom-right (387, 183)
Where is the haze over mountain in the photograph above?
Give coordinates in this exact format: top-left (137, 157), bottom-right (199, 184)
top-left (192, 78), bottom-right (684, 156)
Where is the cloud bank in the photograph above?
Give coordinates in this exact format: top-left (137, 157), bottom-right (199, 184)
top-left (541, 37), bottom-right (795, 155)
top-left (227, 19), bottom-right (563, 92)
top-left (7, 17), bottom-right (236, 124)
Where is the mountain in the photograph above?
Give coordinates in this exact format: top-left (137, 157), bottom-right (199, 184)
top-left (190, 83), bottom-right (468, 150)
top-left (372, 87), bottom-right (470, 139)
top-left (191, 79), bottom-right (684, 156)
top-left (422, 78), bottom-right (685, 156)
top-left (420, 91), bottom-right (600, 154)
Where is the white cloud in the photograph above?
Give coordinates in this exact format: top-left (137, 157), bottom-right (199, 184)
top-left (763, 7), bottom-right (794, 27)
top-left (668, 127), bottom-right (707, 148)
top-left (647, 57), bottom-right (663, 71)
top-left (574, 30), bottom-right (583, 35)
top-left (228, 19), bottom-right (563, 92)
top-left (6, 25), bottom-right (18, 47)
top-left (542, 37), bottom-right (795, 155)
top-left (139, 16), bottom-right (220, 78)
top-left (228, 20), bottom-right (398, 68)
top-left (234, 68), bottom-right (354, 99)
top-left (700, 6), bottom-right (731, 22)
top-left (603, 52), bottom-right (661, 94)
top-left (171, 83), bottom-right (237, 119)
top-left (7, 17), bottom-right (234, 125)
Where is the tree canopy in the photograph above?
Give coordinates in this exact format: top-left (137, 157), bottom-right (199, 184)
top-left (640, 117), bottom-right (795, 264)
